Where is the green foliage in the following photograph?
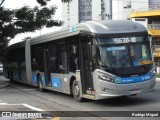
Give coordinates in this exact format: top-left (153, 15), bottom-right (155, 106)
top-left (0, 0), bottom-right (72, 62)
top-left (0, 1), bottom-right (63, 62)
top-left (37, 0), bottom-right (51, 6)
top-left (61, 0), bottom-right (72, 3)
top-left (0, 5), bottom-right (62, 41)
top-left (155, 74), bottom-right (160, 78)
top-left (13, 5), bottom-right (61, 33)
top-left (36, 0), bottom-right (72, 6)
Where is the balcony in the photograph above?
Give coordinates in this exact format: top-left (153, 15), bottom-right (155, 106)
top-left (130, 5), bottom-right (160, 18)
top-left (149, 4), bottom-right (160, 11)
top-left (153, 45), bottom-right (160, 57)
top-left (133, 5), bottom-right (160, 12)
top-left (148, 24), bottom-right (160, 36)
top-left (148, 24), bottom-right (160, 30)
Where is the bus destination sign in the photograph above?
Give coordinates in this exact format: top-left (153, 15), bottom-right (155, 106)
top-left (114, 37), bottom-right (136, 44)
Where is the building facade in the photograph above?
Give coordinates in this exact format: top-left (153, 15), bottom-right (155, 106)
top-left (112, 0), bottom-right (148, 20)
top-left (62, 0), bottom-right (149, 28)
top-left (62, 0), bottom-right (112, 28)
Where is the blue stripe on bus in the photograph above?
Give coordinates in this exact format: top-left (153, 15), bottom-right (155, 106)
top-left (114, 72), bottom-right (151, 84)
top-left (32, 75), bottom-right (37, 85)
top-left (51, 78), bottom-right (61, 89)
top-left (41, 76), bottom-right (46, 87)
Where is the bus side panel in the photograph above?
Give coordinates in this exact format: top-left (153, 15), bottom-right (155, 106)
top-left (50, 72), bottom-right (76, 94)
top-left (31, 71), bottom-right (45, 87)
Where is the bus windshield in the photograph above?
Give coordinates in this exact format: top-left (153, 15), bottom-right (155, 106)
top-left (94, 36), bottom-right (153, 76)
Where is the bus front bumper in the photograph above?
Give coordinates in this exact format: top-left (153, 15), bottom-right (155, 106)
top-left (95, 76), bottom-right (156, 100)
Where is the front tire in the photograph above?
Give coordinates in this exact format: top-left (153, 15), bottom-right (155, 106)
top-left (72, 80), bottom-right (83, 102)
top-left (38, 75), bottom-right (45, 92)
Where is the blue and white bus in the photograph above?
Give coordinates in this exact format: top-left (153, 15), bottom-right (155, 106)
top-left (4, 20), bottom-right (156, 102)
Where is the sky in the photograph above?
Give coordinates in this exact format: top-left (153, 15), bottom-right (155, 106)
top-left (3, 0), bottom-right (62, 45)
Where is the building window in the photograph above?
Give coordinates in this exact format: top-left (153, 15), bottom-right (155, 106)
top-left (135, 18), bottom-right (145, 21)
top-left (80, 5), bottom-right (85, 9)
top-left (86, 12), bottom-right (91, 16)
top-left (86, 5), bottom-right (91, 9)
top-left (80, 20), bottom-right (85, 23)
top-left (80, 13), bottom-right (85, 16)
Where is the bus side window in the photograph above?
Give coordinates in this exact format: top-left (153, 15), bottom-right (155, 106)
top-left (68, 44), bottom-right (77, 71)
top-left (31, 46), bottom-right (37, 71)
top-left (59, 43), bottom-right (67, 72)
top-left (50, 44), bottom-right (59, 72)
top-left (36, 46), bottom-right (43, 71)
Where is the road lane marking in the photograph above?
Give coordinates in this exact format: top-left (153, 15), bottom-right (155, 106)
top-left (0, 103), bottom-right (8, 105)
top-left (22, 103), bottom-right (45, 111)
top-left (51, 117), bottom-right (60, 120)
top-left (0, 103), bottom-right (60, 119)
top-left (0, 103), bottom-right (45, 111)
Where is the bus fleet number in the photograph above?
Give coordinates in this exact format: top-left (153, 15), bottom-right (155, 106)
top-left (114, 37), bottom-right (136, 44)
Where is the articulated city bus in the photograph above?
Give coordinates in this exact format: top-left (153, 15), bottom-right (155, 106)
top-left (4, 20), bottom-right (156, 102)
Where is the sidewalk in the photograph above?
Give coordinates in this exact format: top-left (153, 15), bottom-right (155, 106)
top-left (156, 77), bottom-right (160, 81)
top-left (0, 75), bottom-right (9, 89)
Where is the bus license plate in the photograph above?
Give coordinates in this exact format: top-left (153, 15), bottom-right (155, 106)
top-left (131, 89), bottom-right (141, 94)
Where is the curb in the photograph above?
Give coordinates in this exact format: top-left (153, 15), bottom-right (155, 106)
top-left (0, 82), bottom-right (9, 89)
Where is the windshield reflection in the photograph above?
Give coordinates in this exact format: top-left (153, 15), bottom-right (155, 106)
top-left (95, 37), bottom-right (152, 69)
top-left (97, 45), bottom-right (130, 68)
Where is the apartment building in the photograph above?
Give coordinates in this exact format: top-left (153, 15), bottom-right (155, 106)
top-left (62, 0), bottom-right (112, 28)
top-left (62, 0), bottom-right (148, 28)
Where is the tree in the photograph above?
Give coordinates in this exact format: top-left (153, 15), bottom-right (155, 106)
top-left (0, 0), bottom-right (64, 62)
top-left (36, 0), bottom-right (72, 6)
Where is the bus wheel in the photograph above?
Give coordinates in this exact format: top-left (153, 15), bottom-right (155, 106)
top-left (38, 75), bottom-right (45, 92)
top-left (72, 80), bottom-right (83, 102)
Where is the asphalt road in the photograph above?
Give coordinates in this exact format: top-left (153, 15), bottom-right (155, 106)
top-left (0, 75), bottom-right (160, 120)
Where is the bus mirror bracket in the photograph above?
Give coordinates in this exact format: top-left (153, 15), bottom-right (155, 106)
top-left (92, 45), bottom-right (96, 60)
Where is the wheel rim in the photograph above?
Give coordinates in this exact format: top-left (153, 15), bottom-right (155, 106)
top-left (74, 85), bottom-right (80, 97)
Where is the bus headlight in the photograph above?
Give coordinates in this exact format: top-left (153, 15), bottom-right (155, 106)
top-left (150, 71), bottom-right (155, 78)
top-left (98, 75), bottom-right (114, 83)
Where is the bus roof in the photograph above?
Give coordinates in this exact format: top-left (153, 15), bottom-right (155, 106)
top-left (8, 20), bottom-right (147, 48)
top-left (30, 20), bottom-right (147, 45)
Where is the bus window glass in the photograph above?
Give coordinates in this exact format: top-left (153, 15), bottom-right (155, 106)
top-left (50, 44), bottom-right (59, 72)
top-left (36, 46), bottom-right (43, 71)
top-left (59, 44), bottom-right (67, 71)
top-left (98, 46), bottom-right (130, 68)
top-left (68, 43), bottom-right (78, 71)
top-left (95, 36), bottom-right (152, 69)
top-left (31, 46), bottom-right (37, 71)
top-left (130, 44), bottom-right (152, 66)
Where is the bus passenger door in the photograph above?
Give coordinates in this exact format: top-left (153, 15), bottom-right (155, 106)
top-left (80, 40), bottom-right (93, 94)
top-left (43, 47), bottom-right (51, 86)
